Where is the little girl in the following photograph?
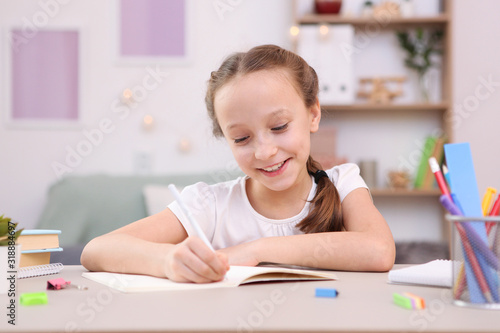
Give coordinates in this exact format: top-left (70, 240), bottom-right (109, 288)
top-left (81, 45), bottom-right (395, 283)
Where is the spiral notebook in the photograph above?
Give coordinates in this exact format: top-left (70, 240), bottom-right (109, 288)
top-left (17, 263), bottom-right (64, 279)
top-left (388, 260), bottom-right (452, 287)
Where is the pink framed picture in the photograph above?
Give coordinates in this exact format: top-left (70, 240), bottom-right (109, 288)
top-left (116, 0), bottom-right (191, 65)
top-left (5, 28), bottom-right (83, 128)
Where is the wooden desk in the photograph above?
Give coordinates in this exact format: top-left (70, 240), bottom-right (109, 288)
top-left (2, 265), bottom-right (499, 333)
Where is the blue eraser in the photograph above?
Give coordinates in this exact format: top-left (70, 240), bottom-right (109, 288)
top-left (315, 288), bottom-right (338, 298)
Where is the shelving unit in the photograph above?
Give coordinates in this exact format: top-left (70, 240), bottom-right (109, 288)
top-left (322, 102), bottom-right (449, 112)
top-left (292, 0), bottom-right (453, 198)
top-left (370, 188), bottom-right (441, 197)
top-left (297, 13), bottom-right (449, 26)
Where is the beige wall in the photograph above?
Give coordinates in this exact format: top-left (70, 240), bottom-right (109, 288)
top-left (453, 0), bottom-right (500, 193)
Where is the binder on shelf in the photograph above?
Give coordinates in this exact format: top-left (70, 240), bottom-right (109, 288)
top-left (414, 136), bottom-right (437, 189)
top-left (296, 24), bottom-right (355, 105)
top-left (421, 136), bottom-right (446, 189)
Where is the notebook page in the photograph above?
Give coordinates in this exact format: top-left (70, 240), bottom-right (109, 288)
top-left (82, 265), bottom-right (337, 293)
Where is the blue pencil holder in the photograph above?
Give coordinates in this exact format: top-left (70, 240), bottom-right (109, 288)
top-left (447, 214), bottom-right (500, 309)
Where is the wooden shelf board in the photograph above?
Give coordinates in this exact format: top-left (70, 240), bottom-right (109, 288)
top-left (371, 188), bottom-right (442, 197)
top-left (297, 14), bottom-right (449, 26)
top-left (321, 102), bottom-right (449, 112)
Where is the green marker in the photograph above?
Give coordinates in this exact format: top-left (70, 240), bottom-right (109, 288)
top-left (20, 292), bottom-right (48, 306)
top-left (393, 292), bottom-right (412, 310)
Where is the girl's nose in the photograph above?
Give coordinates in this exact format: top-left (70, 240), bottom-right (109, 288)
top-left (254, 136), bottom-right (278, 160)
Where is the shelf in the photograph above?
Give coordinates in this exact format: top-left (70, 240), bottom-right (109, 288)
top-left (292, 0), bottom-right (453, 208)
top-left (297, 14), bottom-right (449, 27)
top-left (370, 188), bottom-right (442, 197)
top-left (321, 102), bottom-right (449, 112)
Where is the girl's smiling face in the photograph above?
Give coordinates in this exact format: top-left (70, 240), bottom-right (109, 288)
top-left (214, 69), bottom-right (321, 194)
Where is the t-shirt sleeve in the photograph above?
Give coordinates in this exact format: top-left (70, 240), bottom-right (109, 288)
top-left (167, 182), bottom-right (216, 242)
top-left (328, 163), bottom-right (369, 202)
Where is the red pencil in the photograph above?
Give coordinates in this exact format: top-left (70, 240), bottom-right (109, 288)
top-left (428, 157), bottom-right (451, 200)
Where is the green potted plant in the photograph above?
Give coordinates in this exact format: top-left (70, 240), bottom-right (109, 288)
top-left (396, 28), bottom-right (443, 102)
top-left (0, 215), bottom-right (23, 294)
top-left (0, 215), bottom-right (23, 246)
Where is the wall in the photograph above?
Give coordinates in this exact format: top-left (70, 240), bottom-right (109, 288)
top-left (0, 0), bottom-right (293, 228)
top-left (452, 0), bottom-right (500, 193)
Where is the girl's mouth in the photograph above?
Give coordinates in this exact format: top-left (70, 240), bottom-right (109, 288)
top-left (258, 158), bottom-right (290, 176)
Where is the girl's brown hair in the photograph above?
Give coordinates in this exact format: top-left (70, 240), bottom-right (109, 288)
top-left (205, 44), bottom-right (343, 233)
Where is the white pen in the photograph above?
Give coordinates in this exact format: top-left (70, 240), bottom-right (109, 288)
top-left (168, 184), bottom-right (215, 251)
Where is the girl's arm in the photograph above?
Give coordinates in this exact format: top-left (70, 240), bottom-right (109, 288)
top-left (219, 188), bottom-right (395, 271)
top-left (80, 208), bottom-right (229, 282)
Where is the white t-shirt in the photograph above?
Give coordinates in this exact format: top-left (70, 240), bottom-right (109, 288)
top-left (168, 163), bottom-right (367, 250)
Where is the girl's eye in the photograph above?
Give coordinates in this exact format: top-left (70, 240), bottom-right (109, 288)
top-left (234, 136), bottom-right (249, 144)
top-left (272, 123), bottom-right (288, 131)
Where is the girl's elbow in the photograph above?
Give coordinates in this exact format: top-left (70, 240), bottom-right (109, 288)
top-left (80, 244), bottom-right (92, 270)
top-left (80, 238), bottom-right (100, 271)
top-left (379, 241), bottom-right (396, 271)
top-left (370, 239), bottom-right (396, 272)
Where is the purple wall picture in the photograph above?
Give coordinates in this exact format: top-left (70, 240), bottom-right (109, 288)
top-left (119, 0), bottom-right (187, 60)
top-left (10, 30), bottom-right (79, 123)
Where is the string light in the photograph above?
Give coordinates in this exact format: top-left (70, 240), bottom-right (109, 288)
top-left (142, 114), bottom-right (154, 131)
top-left (121, 88), bottom-right (134, 105)
top-left (319, 24), bottom-right (329, 36)
top-left (122, 88), bottom-right (133, 100)
top-left (289, 25), bottom-right (300, 37)
top-left (178, 137), bottom-right (191, 153)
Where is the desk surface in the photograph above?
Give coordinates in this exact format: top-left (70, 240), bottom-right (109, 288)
top-left (2, 265), bottom-right (499, 333)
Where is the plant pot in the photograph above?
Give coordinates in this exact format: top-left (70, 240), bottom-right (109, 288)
top-left (315, 0), bottom-right (342, 14)
top-left (0, 245), bottom-right (21, 294)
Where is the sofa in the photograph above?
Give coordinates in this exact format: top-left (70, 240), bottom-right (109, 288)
top-left (37, 171), bottom-right (243, 265)
top-left (37, 172), bottom-right (449, 265)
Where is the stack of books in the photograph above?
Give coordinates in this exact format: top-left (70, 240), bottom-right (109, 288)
top-left (17, 230), bottom-right (62, 267)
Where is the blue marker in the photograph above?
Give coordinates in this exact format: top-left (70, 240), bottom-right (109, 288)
top-left (315, 288), bottom-right (339, 298)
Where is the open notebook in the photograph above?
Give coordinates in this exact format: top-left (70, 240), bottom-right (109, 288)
top-left (82, 265), bottom-right (337, 293)
top-left (388, 259), bottom-right (453, 287)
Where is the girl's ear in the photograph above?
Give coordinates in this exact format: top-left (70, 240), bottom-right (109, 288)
top-left (309, 98), bottom-right (321, 133)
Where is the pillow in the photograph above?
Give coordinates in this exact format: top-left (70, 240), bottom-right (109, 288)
top-left (143, 185), bottom-right (181, 216)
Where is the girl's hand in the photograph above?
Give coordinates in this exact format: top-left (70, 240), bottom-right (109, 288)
top-left (217, 240), bottom-right (261, 267)
top-left (163, 237), bottom-right (229, 283)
